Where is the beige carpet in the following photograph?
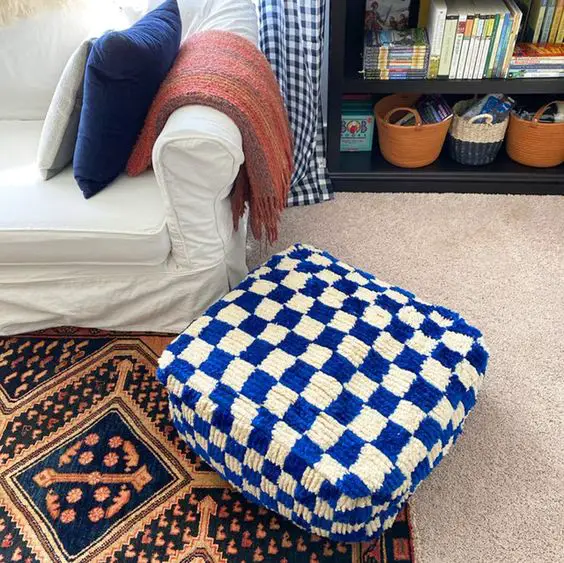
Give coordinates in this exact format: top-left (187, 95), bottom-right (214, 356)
top-left (247, 193), bottom-right (564, 563)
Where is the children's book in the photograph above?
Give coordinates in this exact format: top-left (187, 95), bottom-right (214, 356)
top-left (365, 0), bottom-right (414, 31)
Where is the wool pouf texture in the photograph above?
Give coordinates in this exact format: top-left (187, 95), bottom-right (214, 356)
top-left (247, 192), bottom-right (564, 562)
top-left (0, 328), bottom-right (415, 563)
top-left (158, 244), bottom-right (488, 542)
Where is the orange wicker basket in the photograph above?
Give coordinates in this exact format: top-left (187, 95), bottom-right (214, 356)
top-left (506, 101), bottom-right (564, 168)
top-left (374, 94), bottom-right (452, 168)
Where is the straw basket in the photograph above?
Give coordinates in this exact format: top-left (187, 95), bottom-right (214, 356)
top-left (448, 99), bottom-right (509, 166)
top-left (506, 101), bottom-right (564, 168)
top-left (374, 94), bottom-right (452, 168)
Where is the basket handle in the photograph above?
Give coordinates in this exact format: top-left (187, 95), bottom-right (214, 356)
top-left (532, 101), bottom-right (563, 122)
top-left (469, 113), bottom-right (494, 125)
top-left (384, 107), bottom-right (423, 127)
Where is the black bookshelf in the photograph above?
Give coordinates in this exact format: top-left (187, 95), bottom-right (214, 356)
top-left (327, 0), bottom-right (564, 194)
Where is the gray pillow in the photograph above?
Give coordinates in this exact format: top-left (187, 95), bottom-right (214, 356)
top-left (37, 38), bottom-right (93, 180)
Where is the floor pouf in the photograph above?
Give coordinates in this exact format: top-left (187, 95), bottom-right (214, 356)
top-left (157, 244), bottom-right (488, 541)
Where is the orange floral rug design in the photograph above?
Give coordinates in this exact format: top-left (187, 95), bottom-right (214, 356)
top-left (0, 328), bottom-right (415, 562)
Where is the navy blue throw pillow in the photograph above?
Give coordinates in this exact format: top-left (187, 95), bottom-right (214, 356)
top-left (74, 0), bottom-right (181, 198)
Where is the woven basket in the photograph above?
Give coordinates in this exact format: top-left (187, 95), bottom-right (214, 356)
top-left (374, 94), bottom-right (452, 168)
top-left (447, 99), bottom-right (509, 166)
top-left (506, 101), bottom-right (564, 168)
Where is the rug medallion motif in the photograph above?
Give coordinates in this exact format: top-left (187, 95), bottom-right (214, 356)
top-left (0, 329), bottom-right (414, 562)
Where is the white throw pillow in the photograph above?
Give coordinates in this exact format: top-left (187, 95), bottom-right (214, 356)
top-left (37, 39), bottom-right (93, 180)
top-left (0, 1), bottom-right (129, 120)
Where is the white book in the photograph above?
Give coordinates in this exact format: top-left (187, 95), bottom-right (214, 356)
top-left (473, 7), bottom-right (489, 79)
top-left (480, 14), bottom-right (495, 78)
top-left (456, 2), bottom-right (474, 79)
top-left (473, 0), bottom-right (494, 79)
top-left (463, 0), bottom-right (479, 78)
top-left (427, 0), bottom-right (448, 78)
top-left (469, 13), bottom-right (484, 78)
top-left (450, 0), bottom-right (468, 78)
top-left (438, 0), bottom-right (459, 77)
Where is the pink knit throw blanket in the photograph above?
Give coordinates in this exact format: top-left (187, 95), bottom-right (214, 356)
top-left (127, 31), bottom-right (294, 243)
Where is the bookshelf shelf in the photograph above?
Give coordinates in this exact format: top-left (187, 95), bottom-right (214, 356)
top-left (327, 0), bottom-right (564, 194)
top-left (333, 145), bottom-right (564, 193)
top-left (343, 77), bottom-right (564, 94)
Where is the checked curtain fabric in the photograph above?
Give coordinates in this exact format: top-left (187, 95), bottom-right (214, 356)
top-left (257, 0), bottom-right (333, 206)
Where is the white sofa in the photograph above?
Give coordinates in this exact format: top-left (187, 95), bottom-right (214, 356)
top-left (0, 0), bottom-right (258, 335)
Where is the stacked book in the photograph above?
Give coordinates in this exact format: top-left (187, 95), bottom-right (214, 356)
top-left (426, 0), bottom-right (524, 79)
top-left (508, 42), bottom-right (564, 77)
top-left (363, 28), bottom-right (430, 79)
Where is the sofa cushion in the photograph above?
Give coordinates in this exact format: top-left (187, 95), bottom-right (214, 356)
top-left (74, 0), bottom-right (182, 197)
top-left (0, 120), bottom-right (170, 266)
top-left (0, 1), bottom-right (128, 120)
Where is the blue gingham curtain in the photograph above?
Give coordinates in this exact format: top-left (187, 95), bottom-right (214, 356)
top-left (257, 0), bottom-right (333, 206)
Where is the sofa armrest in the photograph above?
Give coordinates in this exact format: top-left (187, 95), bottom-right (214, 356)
top-left (152, 104), bottom-right (247, 286)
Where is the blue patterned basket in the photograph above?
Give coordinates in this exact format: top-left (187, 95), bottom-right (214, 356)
top-left (158, 244), bottom-right (488, 541)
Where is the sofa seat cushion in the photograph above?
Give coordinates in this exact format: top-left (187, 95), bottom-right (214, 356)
top-left (0, 120), bottom-right (170, 266)
top-left (157, 244), bottom-right (488, 542)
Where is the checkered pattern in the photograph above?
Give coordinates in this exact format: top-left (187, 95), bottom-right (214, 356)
top-left (257, 0), bottom-right (333, 206)
top-left (158, 244), bottom-right (488, 542)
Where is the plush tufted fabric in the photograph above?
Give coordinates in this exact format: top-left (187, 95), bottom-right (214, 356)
top-left (158, 244), bottom-right (488, 541)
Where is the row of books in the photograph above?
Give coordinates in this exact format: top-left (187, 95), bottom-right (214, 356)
top-left (363, 28), bottom-right (430, 79)
top-left (524, 0), bottom-right (564, 43)
top-left (419, 0), bottom-right (564, 43)
top-left (427, 0), bottom-right (526, 79)
top-left (507, 41), bottom-right (564, 76)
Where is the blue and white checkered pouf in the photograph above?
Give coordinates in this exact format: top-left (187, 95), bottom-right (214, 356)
top-left (158, 244), bottom-right (488, 541)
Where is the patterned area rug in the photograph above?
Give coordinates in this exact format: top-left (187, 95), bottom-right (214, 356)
top-left (0, 328), bottom-right (414, 563)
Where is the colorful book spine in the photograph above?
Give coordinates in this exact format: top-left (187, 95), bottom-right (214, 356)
top-left (511, 55), bottom-right (564, 62)
top-left (450, 7), bottom-right (468, 77)
top-left (464, 3), bottom-right (480, 77)
top-left (420, 0), bottom-right (432, 26)
top-left (555, 1), bottom-right (564, 38)
top-left (510, 63), bottom-right (564, 69)
top-left (485, 12), bottom-right (501, 77)
top-left (514, 41), bottom-right (564, 52)
top-left (493, 11), bottom-right (511, 76)
top-left (549, 0), bottom-right (564, 41)
top-left (487, 2), bottom-right (506, 77)
top-left (438, 5), bottom-right (459, 77)
top-left (471, 13), bottom-right (486, 78)
top-left (457, 9), bottom-right (475, 77)
top-left (502, 0), bottom-right (523, 79)
top-left (558, 6), bottom-right (564, 38)
top-left (508, 69), bottom-right (564, 76)
top-left (427, 0), bottom-right (448, 78)
top-left (526, 0), bottom-right (547, 41)
top-left (540, 0), bottom-right (557, 42)
top-left (478, 13), bottom-right (495, 78)
top-left (473, 14), bottom-right (487, 78)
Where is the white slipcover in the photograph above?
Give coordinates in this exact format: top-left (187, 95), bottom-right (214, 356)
top-left (0, 0), bottom-right (258, 335)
